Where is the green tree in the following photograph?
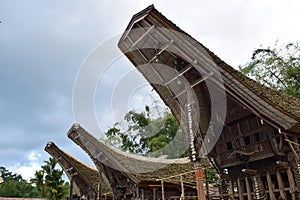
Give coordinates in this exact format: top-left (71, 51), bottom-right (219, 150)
top-left (105, 106), bottom-right (188, 158)
top-left (31, 158), bottom-right (68, 200)
top-left (31, 170), bottom-right (45, 198)
top-left (239, 42), bottom-right (300, 98)
top-left (0, 166), bottom-right (39, 198)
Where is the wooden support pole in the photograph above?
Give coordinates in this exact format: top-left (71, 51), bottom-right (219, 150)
top-left (266, 171), bottom-right (276, 200)
top-left (136, 186), bottom-right (139, 200)
top-left (161, 179), bottom-right (165, 200)
top-left (204, 168), bottom-right (210, 200)
top-left (141, 189), bottom-right (144, 200)
top-left (287, 167), bottom-right (296, 200)
top-left (194, 162), bottom-right (206, 200)
top-left (97, 172), bottom-right (102, 200)
top-left (152, 187), bottom-right (157, 200)
top-left (180, 175), bottom-right (185, 199)
top-left (237, 176), bottom-right (244, 200)
top-left (245, 176), bottom-right (252, 200)
top-left (228, 179), bottom-right (234, 200)
top-left (69, 176), bottom-right (74, 200)
top-left (276, 170), bottom-right (287, 200)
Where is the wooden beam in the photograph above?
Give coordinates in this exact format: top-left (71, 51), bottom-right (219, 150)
top-left (180, 175), bottom-right (185, 199)
top-left (131, 25), bottom-right (155, 48)
top-left (245, 176), bottom-right (252, 200)
top-left (276, 161), bottom-right (296, 200)
top-left (164, 65), bottom-right (192, 85)
top-left (276, 170), bottom-right (287, 199)
top-left (266, 171), bottom-right (276, 200)
top-left (237, 176), bottom-right (244, 200)
top-left (152, 186), bottom-right (157, 200)
top-left (97, 170), bottom-right (102, 200)
top-left (284, 136), bottom-right (299, 161)
top-left (287, 167), bottom-right (296, 200)
top-left (228, 179), bottom-right (234, 200)
top-left (69, 176), bottom-right (74, 200)
top-left (161, 179), bottom-right (165, 200)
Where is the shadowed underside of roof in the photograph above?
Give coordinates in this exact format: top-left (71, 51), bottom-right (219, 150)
top-left (118, 5), bottom-right (300, 134)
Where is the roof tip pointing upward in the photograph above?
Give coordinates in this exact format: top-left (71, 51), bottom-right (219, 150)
top-left (118, 5), bottom-right (300, 134)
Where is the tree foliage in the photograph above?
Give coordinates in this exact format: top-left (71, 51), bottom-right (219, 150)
top-left (239, 42), bottom-right (300, 98)
top-left (0, 166), bottom-right (39, 198)
top-left (105, 106), bottom-right (188, 158)
top-left (31, 157), bottom-right (69, 200)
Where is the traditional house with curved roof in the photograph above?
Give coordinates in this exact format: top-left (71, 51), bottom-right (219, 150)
top-left (118, 5), bottom-right (300, 200)
top-left (45, 142), bottom-right (112, 199)
top-left (67, 123), bottom-right (198, 199)
top-left (45, 5), bottom-right (300, 200)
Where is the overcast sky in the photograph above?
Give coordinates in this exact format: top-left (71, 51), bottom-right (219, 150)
top-left (0, 0), bottom-right (299, 181)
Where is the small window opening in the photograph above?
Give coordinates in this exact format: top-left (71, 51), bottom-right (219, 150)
top-left (226, 141), bottom-right (233, 151)
top-left (243, 136), bottom-right (251, 146)
top-left (255, 132), bottom-right (261, 142)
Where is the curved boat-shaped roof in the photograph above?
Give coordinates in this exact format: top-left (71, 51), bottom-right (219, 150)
top-left (67, 123), bottom-right (195, 186)
top-left (45, 142), bottom-right (112, 197)
top-left (118, 5), bottom-right (300, 135)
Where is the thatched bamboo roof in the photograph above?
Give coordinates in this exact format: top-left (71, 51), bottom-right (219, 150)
top-left (67, 123), bottom-right (195, 186)
top-left (118, 5), bottom-right (300, 135)
top-left (44, 142), bottom-right (112, 196)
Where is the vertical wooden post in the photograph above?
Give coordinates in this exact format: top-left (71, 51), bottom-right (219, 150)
top-left (69, 176), bottom-right (74, 200)
top-left (161, 179), bottom-right (165, 200)
top-left (228, 179), bottom-right (234, 200)
top-left (245, 176), bottom-right (252, 200)
top-left (276, 170), bottom-right (287, 199)
top-left (195, 162), bottom-right (206, 200)
top-left (152, 187), bottom-right (157, 200)
top-left (180, 175), bottom-right (185, 199)
top-left (136, 186), bottom-right (139, 200)
top-left (266, 171), bottom-right (276, 200)
top-left (287, 167), bottom-right (296, 200)
top-left (97, 167), bottom-right (102, 200)
top-left (237, 176), bottom-right (244, 200)
top-left (204, 168), bottom-right (210, 200)
top-left (141, 189), bottom-right (144, 200)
